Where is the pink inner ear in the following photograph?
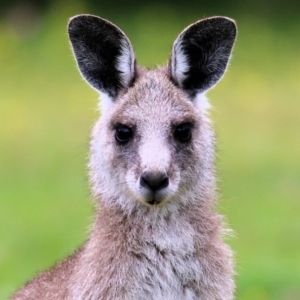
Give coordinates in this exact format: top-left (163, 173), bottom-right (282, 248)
top-left (116, 39), bottom-right (135, 88)
top-left (171, 37), bottom-right (189, 88)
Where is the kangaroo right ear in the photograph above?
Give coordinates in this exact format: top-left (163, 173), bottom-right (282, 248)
top-left (68, 15), bottom-right (136, 102)
top-left (170, 17), bottom-right (236, 99)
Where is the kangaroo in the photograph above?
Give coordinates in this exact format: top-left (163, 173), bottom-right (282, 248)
top-left (11, 14), bottom-right (237, 300)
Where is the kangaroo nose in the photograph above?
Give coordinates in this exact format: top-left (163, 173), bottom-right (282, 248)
top-left (140, 171), bottom-right (169, 192)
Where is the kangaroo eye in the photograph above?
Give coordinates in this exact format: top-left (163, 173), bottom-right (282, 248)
top-left (115, 125), bottom-right (133, 144)
top-left (174, 123), bottom-right (192, 143)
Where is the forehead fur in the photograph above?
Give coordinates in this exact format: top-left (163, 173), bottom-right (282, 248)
top-left (110, 68), bottom-right (198, 126)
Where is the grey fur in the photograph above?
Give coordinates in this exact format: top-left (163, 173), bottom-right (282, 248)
top-left (11, 14), bottom-right (237, 300)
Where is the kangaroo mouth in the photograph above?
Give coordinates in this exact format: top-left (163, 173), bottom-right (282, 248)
top-left (147, 199), bottom-right (159, 206)
top-left (143, 191), bottom-right (166, 206)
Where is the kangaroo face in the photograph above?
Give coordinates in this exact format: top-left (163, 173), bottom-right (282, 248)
top-left (68, 15), bottom-right (236, 211)
top-left (107, 70), bottom-right (201, 206)
top-left (90, 69), bottom-right (211, 211)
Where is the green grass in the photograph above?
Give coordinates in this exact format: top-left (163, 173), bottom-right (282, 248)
top-left (1, 2), bottom-right (300, 299)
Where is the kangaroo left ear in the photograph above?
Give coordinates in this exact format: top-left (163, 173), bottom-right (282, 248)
top-left (170, 17), bottom-right (237, 98)
top-left (68, 15), bottom-right (136, 102)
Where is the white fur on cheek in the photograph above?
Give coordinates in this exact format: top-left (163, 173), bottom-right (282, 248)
top-left (126, 170), bottom-right (143, 202)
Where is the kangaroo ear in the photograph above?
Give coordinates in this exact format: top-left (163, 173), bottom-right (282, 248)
top-left (68, 15), bottom-right (136, 101)
top-left (170, 17), bottom-right (236, 98)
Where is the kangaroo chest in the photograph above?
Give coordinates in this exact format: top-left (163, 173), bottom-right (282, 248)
top-left (72, 221), bottom-right (203, 300)
top-left (120, 222), bottom-right (202, 300)
top-left (125, 241), bottom-right (202, 300)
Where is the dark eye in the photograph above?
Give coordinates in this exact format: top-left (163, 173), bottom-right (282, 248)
top-left (174, 123), bottom-right (192, 143)
top-left (115, 125), bottom-right (133, 144)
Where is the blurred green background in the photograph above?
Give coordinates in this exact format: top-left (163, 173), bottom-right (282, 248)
top-left (1, 0), bottom-right (299, 299)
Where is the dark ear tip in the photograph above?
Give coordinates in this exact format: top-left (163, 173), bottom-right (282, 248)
top-left (209, 16), bottom-right (236, 24)
top-left (204, 16), bottom-right (237, 35)
top-left (68, 14), bottom-right (87, 25)
top-left (217, 16), bottom-right (237, 30)
top-left (203, 16), bottom-right (236, 25)
top-left (68, 14), bottom-right (101, 33)
top-left (68, 14), bottom-right (86, 33)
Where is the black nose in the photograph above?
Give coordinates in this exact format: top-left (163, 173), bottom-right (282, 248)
top-left (140, 171), bottom-right (169, 192)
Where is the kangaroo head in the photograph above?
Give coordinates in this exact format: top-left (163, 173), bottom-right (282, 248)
top-left (68, 15), bottom-right (236, 213)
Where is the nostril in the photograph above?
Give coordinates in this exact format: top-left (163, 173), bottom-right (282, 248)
top-left (140, 171), bottom-right (169, 192)
top-left (140, 175), bottom-right (149, 189)
top-left (160, 177), bottom-right (169, 189)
